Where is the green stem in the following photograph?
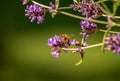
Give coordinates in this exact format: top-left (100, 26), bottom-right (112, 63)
top-left (59, 11), bottom-right (108, 24)
top-left (115, 23), bottom-right (120, 27)
top-left (55, 0), bottom-right (60, 9)
top-left (96, 0), bottom-right (108, 3)
top-left (96, 0), bottom-right (116, 3)
top-left (99, 0), bottom-right (112, 14)
top-left (63, 42), bottom-right (103, 65)
top-left (58, 7), bottom-right (72, 10)
top-left (112, 0), bottom-right (120, 16)
top-left (59, 11), bottom-right (120, 27)
top-left (113, 16), bottom-right (120, 19)
top-left (102, 14), bottom-right (120, 19)
top-left (99, 29), bottom-right (120, 33)
top-left (97, 3), bottom-right (111, 15)
top-left (75, 58), bottom-right (83, 65)
top-left (81, 33), bottom-right (86, 44)
top-left (32, 0), bottom-right (50, 9)
top-left (101, 27), bottom-right (112, 52)
top-left (62, 43), bottom-right (103, 50)
top-left (78, 0), bottom-right (81, 6)
top-left (82, 43), bottom-right (103, 49)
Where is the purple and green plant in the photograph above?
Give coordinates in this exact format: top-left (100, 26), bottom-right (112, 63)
top-left (21, 0), bottom-right (120, 65)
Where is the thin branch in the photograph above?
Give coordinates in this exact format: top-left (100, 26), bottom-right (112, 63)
top-left (62, 43), bottom-right (103, 51)
top-left (82, 43), bottom-right (103, 49)
top-left (58, 7), bottom-right (72, 10)
top-left (96, 0), bottom-right (117, 3)
top-left (97, 4), bottom-right (111, 15)
top-left (99, 0), bottom-right (112, 14)
top-left (102, 14), bottom-right (120, 19)
top-left (59, 11), bottom-right (120, 27)
top-left (59, 11), bottom-right (108, 24)
top-left (32, 0), bottom-right (50, 9)
top-left (113, 16), bottom-right (120, 19)
top-left (101, 26), bottom-right (112, 52)
top-left (99, 29), bottom-right (120, 33)
top-left (96, 0), bottom-right (109, 3)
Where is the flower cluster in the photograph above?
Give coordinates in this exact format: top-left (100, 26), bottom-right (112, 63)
top-left (78, 0), bottom-right (102, 40)
top-left (21, 0), bottom-right (120, 65)
top-left (80, 0), bottom-right (102, 19)
top-left (80, 20), bottom-right (98, 39)
top-left (70, 0), bottom-right (80, 12)
top-left (48, 35), bottom-right (72, 58)
top-left (25, 4), bottom-right (45, 24)
top-left (104, 33), bottom-right (120, 54)
top-left (48, 34), bottom-right (88, 58)
top-left (49, 2), bottom-right (57, 14)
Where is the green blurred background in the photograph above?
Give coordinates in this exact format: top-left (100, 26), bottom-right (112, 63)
top-left (0, 0), bottom-right (120, 81)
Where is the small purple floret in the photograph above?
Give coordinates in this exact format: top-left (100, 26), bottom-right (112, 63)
top-left (104, 33), bottom-right (120, 54)
top-left (48, 35), bottom-right (74, 58)
top-left (80, 0), bottom-right (102, 19)
top-left (51, 51), bottom-right (60, 58)
top-left (70, 1), bottom-right (80, 12)
top-left (80, 20), bottom-right (98, 39)
top-left (22, 0), bottom-right (29, 5)
top-left (49, 2), bottom-right (57, 14)
top-left (25, 4), bottom-right (45, 24)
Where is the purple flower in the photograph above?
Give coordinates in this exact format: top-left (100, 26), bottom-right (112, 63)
top-left (106, 16), bottom-right (113, 28)
top-left (70, 40), bottom-right (76, 45)
top-left (49, 2), bottom-right (57, 14)
top-left (48, 35), bottom-right (88, 58)
top-left (48, 38), bottom-right (54, 46)
top-left (80, 20), bottom-right (92, 29)
top-left (75, 41), bottom-right (81, 47)
top-left (25, 4), bottom-right (45, 24)
top-left (48, 35), bottom-right (61, 48)
top-left (22, 0), bottom-right (29, 5)
top-left (70, 0), bottom-right (80, 12)
top-left (37, 16), bottom-right (44, 24)
top-left (82, 42), bottom-right (88, 47)
top-left (80, 0), bottom-right (102, 19)
top-left (104, 33), bottom-right (120, 54)
top-left (48, 35), bottom-right (74, 58)
top-left (80, 20), bottom-right (98, 39)
top-left (51, 51), bottom-right (60, 58)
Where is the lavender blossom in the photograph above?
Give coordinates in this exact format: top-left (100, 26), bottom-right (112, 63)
top-left (70, 0), bottom-right (80, 12)
top-left (25, 4), bottom-right (45, 24)
top-left (22, 0), bottom-right (29, 5)
top-left (80, 20), bottom-right (98, 39)
top-left (48, 35), bottom-right (74, 58)
top-left (75, 41), bottom-right (81, 47)
top-left (49, 2), bottom-right (57, 14)
top-left (80, 0), bottom-right (102, 19)
top-left (104, 33), bottom-right (120, 54)
top-left (51, 51), bottom-right (60, 58)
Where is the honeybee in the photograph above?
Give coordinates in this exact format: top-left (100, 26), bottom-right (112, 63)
top-left (61, 34), bottom-right (70, 45)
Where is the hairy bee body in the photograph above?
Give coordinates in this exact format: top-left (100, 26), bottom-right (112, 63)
top-left (61, 34), bottom-right (70, 45)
